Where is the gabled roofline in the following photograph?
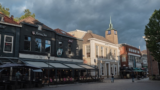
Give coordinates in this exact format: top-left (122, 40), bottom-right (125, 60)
top-left (0, 21), bottom-right (22, 27)
top-left (20, 22), bottom-right (56, 32)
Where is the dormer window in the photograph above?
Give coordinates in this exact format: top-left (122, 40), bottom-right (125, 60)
top-left (38, 25), bottom-right (42, 30)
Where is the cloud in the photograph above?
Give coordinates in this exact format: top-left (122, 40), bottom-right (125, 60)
top-left (1, 0), bottom-right (160, 51)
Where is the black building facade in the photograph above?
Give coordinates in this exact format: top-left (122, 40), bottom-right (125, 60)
top-left (19, 22), bottom-right (56, 57)
top-left (0, 13), bottom-right (21, 57)
top-left (54, 29), bottom-right (83, 60)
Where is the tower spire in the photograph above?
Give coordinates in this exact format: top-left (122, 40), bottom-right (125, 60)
top-left (107, 16), bottom-right (114, 30)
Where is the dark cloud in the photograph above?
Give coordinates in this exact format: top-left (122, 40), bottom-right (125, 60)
top-left (1, 0), bottom-right (160, 51)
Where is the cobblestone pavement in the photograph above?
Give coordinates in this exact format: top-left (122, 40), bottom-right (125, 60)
top-left (19, 78), bottom-right (160, 90)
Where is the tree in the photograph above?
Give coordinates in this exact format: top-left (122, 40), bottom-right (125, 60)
top-left (0, 3), bottom-right (10, 16)
top-left (144, 9), bottom-right (160, 63)
top-left (14, 9), bottom-right (35, 22)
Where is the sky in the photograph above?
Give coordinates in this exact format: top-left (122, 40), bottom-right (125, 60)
top-left (1, 0), bottom-right (160, 51)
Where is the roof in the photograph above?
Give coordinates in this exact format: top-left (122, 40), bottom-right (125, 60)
top-left (54, 28), bottom-right (75, 38)
top-left (0, 12), bottom-right (19, 25)
top-left (141, 50), bottom-right (147, 55)
top-left (83, 32), bottom-right (112, 44)
top-left (18, 16), bottom-right (52, 30)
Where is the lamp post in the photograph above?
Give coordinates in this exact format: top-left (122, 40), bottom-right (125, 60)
top-left (47, 53), bottom-right (50, 86)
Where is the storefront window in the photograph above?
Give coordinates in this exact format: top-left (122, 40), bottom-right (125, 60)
top-left (35, 38), bottom-right (42, 52)
top-left (4, 35), bottom-right (13, 53)
top-left (24, 36), bottom-right (31, 51)
top-left (45, 40), bottom-right (51, 53)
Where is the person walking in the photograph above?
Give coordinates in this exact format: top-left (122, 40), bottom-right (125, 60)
top-left (131, 72), bottom-right (135, 82)
top-left (16, 71), bottom-right (22, 80)
top-left (111, 73), bottom-right (114, 83)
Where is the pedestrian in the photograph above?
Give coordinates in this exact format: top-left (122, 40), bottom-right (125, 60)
top-left (111, 73), bottom-right (114, 83)
top-left (131, 72), bottom-right (135, 82)
top-left (16, 71), bottom-right (22, 80)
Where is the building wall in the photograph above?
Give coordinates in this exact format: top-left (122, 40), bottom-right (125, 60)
top-left (0, 23), bottom-right (20, 57)
top-left (119, 44), bottom-right (141, 68)
top-left (147, 49), bottom-right (159, 75)
top-left (55, 34), bottom-right (83, 59)
top-left (68, 30), bottom-right (87, 39)
top-left (19, 24), bottom-right (56, 56)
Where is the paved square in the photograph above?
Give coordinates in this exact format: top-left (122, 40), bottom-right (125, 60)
top-left (20, 78), bottom-right (160, 90)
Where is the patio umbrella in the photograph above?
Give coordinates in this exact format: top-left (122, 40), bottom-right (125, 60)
top-left (0, 63), bottom-right (41, 69)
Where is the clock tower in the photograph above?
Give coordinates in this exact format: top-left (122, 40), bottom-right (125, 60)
top-left (105, 17), bottom-right (118, 44)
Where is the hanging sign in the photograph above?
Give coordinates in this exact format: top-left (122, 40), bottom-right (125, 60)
top-left (57, 49), bottom-right (63, 57)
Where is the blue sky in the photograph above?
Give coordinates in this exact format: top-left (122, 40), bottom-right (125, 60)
top-left (1, 0), bottom-right (160, 51)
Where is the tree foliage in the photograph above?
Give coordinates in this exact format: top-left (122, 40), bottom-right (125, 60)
top-left (14, 9), bottom-right (35, 22)
top-left (145, 9), bottom-right (160, 62)
top-left (0, 3), bottom-right (10, 17)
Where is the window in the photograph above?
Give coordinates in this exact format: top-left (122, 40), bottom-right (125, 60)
top-left (106, 48), bottom-right (108, 58)
top-left (101, 47), bottom-right (103, 58)
top-left (76, 45), bottom-right (79, 56)
top-left (114, 50), bottom-right (116, 57)
top-left (96, 46), bottom-right (98, 57)
top-left (3, 35), bottom-right (13, 53)
top-left (86, 45), bottom-right (90, 57)
top-left (45, 40), bottom-right (51, 53)
top-left (59, 41), bottom-right (62, 47)
top-left (68, 49), bottom-right (71, 55)
top-left (114, 30), bottom-right (117, 34)
top-left (68, 43), bottom-right (71, 48)
top-left (108, 30), bottom-right (111, 34)
top-left (35, 38), bottom-right (42, 52)
top-left (102, 66), bottom-right (104, 75)
top-left (24, 36), bottom-right (31, 51)
top-left (38, 25), bottom-right (42, 30)
top-left (110, 49), bottom-right (112, 59)
top-left (122, 55), bottom-right (126, 62)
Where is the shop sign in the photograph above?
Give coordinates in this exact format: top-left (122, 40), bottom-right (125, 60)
top-left (57, 49), bottom-right (63, 57)
top-left (0, 25), bottom-right (6, 28)
top-left (68, 39), bottom-right (73, 42)
top-left (32, 31), bottom-right (47, 37)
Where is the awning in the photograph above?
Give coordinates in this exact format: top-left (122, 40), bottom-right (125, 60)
top-left (80, 65), bottom-right (94, 69)
top-left (26, 61), bottom-right (52, 68)
top-left (0, 69), bottom-right (4, 72)
top-left (32, 69), bottom-right (42, 72)
top-left (65, 64), bottom-right (83, 69)
top-left (49, 63), bottom-right (69, 68)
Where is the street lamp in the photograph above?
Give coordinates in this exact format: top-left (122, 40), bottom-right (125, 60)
top-left (47, 53), bottom-right (50, 86)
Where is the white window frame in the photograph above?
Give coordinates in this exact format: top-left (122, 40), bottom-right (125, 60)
top-left (3, 35), bottom-right (14, 53)
top-left (96, 45), bottom-right (99, 57)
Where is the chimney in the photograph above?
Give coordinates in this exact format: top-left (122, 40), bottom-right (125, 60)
top-left (10, 15), bottom-right (14, 20)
